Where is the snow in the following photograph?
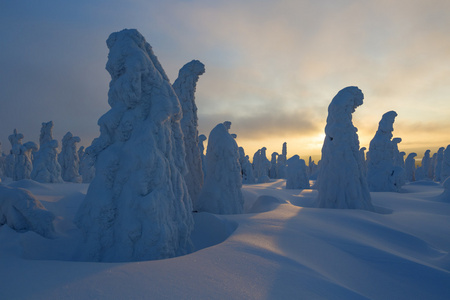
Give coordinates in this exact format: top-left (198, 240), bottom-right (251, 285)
top-left (1, 179), bottom-right (450, 299)
top-left (197, 123), bottom-right (244, 214)
top-left (58, 132), bottom-right (82, 183)
top-left (173, 59), bottom-right (205, 207)
top-left (316, 86), bottom-right (374, 210)
top-left (285, 155), bottom-right (309, 189)
top-left (74, 29), bottom-right (194, 262)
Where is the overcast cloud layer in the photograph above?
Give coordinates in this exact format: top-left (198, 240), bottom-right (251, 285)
top-left (1, 0), bottom-right (449, 159)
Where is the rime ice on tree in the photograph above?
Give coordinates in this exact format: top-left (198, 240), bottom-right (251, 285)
top-left (392, 138), bottom-right (404, 168)
top-left (415, 150), bottom-right (431, 181)
top-left (78, 146), bottom-right (95, 183)
top-left (441, 145), bottom-right (450, 182)
top-left (434, 147), bottom-right (445, 182)
top-left (173, 60), bottom-right (205, 207)
top-left (253, 147), bottom-right (270, 183)
top-left (197, 123), bottom-right (243, 214)
top-left (277, 142), bottom-right (287, 179)
top-left (367, 111), bottom-right (405, 192)
top-left (58, 132), bottom-right (82, 183)
top-left (5, 129), bottom-right (24, 178)
top-left (74, 29), bottom-right (194, 262)
top-left (14, 141), bottom-right (38, 181)
top-left (405, 153), bottom-right (417, 182)
top-left (31, 121), bottom-right (63, 183)
top-left (286, 155), bottom-right (310, 189)
top-left (315, 86), bottom-right (373, 210)
top-left (269, 152), bottom-right (278, 179)
top-left (239, 147), bottom-right (255, 184)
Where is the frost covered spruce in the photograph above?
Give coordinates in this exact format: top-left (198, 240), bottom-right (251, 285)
top-left (58, 132), bottom-right (82, 183)
top-left (315, 86), bottom-right (373, 210)
top-left (367, 111), bottom-right (405, 192)
top-left (286, 155), bottom-right (310, 189)
top-left (31, 121), bottom-right (63, 183)
top-left (74, 29), bottom-right (194, 262)
top-left (197, 122), bottom-right (244, 214)
top-left (253, 147), bottom-right (270, 183)
top-left (405, 152), bottom-right (417, 182)
top-left (173, 60), bottom-right (205, 207)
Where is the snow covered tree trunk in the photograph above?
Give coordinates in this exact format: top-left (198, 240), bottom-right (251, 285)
top-left (197, 123), bottom-right (243, 214)
top-left (74, 29), bottom-right (194, 262)
top-left (31, 121), bottom-right (63, 183)
top-left (58, 132), bottom-right (82, 183)
top-left (286, 155), bottom-right (310, 189)
top-left (316, 86), bottom-right (373, 210)
top-left (172, 60), bottom-right (205, 209)
top-left (405, 153), bottom-right (417, 182)
top-left (367, 111), bottom-right (405, 192)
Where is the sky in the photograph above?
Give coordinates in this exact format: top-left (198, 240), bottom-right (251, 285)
top-left (1, 0), bottom-right (450, 162)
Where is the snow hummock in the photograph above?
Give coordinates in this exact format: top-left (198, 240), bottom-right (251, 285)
top-left (315, 86), bottom-right (373, 210)
top-left (367, 111), bottom-right (405, 192)
top-left (74, 29), bottom-right (194, 262)
top-left (173, 60), bottom-right (205, 207)
top-left (197, 123), bottom-right (243, 214)
top-left (0, 183), bottom-right (55, 238)
top-left (31, 121), bottom-right (63, 183)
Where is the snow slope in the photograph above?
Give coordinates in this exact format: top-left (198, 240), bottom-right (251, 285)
top-left (1, 179), bottom-right (450, 299)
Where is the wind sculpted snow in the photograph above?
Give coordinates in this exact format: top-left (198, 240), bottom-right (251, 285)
top-left (74, 29), bottom-right (194, 262)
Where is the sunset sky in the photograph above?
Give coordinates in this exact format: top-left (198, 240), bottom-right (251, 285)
top-left (1, 0), bottom-right (449, 162)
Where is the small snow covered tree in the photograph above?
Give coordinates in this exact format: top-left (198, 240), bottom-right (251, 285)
top-left (269, 152), bottom-right (278, 179)
top-left (14, 141), bottom-right (38, 181)
top-left (197, 123), bottom-right (243, 214)
top-left (173, 60), bottom-right (205, 207)
top-left (58, 132), bottom-right (82, 183)
top-left (367, 111), bottom-right (405, 192)
top-left (434, 147), bottom-right (445, 182)
top-left (286, 155), bottom-right (310, 189)
top-left (74, 29), bottom-right (194, 262)
top-left (441, 145), bottom-right (450, 182)
top-left (404, 153), bottom-right (417, 182)
top-left (253, 147), bottom-right (270, 183)
top-left (0, 184), bottom-right (55, 238)
top-left (276, 142), bottom-right (287, 178)
top-left (31, 121), bottom-right (63, 183)
top-left (239, 147), bottom-right (255, 184)
top-left (5, 129), bottom-right (24, 178)
top-left (315, 86), bottom-right (373, 210)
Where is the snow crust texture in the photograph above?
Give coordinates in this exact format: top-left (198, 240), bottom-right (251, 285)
top-left (367, 111), bottom-right (405, 192)
top-left (0, 184), bottom-right (55, 238)
top-left (31, 121), bottom-right (63, 183)
top-left (197, 123), bottom-right (243, 214)
top-left (173, 60), bottom-right (205, 209)
top-left (316, 86), bottom-right (373, 210)
top-left (74, 29), bottom-right (194, 262)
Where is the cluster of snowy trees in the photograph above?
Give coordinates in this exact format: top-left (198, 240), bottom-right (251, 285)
top-left (2, 29), bottom-right (449, 262)
top-left (0, 123), bottom-right (94, 184)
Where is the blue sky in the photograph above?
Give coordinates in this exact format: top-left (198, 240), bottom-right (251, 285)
top-left (1, 0), bottom-right (450, 160)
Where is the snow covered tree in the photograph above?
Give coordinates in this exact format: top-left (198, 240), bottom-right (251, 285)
top-left (14, 141), bottom-right (38, 181)
top-left (392, 138), bottom-right (404, 167)
top-left (415, 150), bottom-right (431, 181)
top-left (74, 29), bottom-right (194, 262)
top-left (316, 86), bottom-right (373, 210)
top-left (276, 142), bottom-right (287, 178)
top-left (78, 148), bottom-right (95, 183)
top-left (58, 132), bottom-right (82, 183)
top-left (441, 145), bottom-right (450, 182)
top-left (173, 60), bottom-right (205, 207)
top-left (5, 129), bottom-right (24, 178)
top-left (31, 121), bottom-right (63, 183)
top-left (197, 123), bottom-right (243, 214)
top-left (253, 147), bottom-right (270, 183)
top-left (269, 152), bottom-right (278, 179)
top-left (286, 155), bottom-right (310, 189)
top-left (434, 147), bottom-right (445, 182)
top-left (0, 184), bottom-right (55, 238)
top-left (367, 111), bottom-right (405, 192)
top-left (405, 153), bottom-right (417, 182)
top-left (239, 147), bottom-right (255, 184)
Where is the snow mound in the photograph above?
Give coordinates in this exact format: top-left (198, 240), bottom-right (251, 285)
top-left (247, 195), bottom-right (288, 213)
top-left (0, 184), bottom-right (55, 238)
top-left (7, 179), bottom-right (54, 192)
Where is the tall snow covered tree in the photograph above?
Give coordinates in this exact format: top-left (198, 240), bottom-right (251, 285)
top-left (315, 86), bottom-right (373, 210)
top-left (172, 60), bottom-right (205, 208)
top-left (31, 121), bottom-right (63, 183)
top-left (286, 155), bottom-right (309, 189)
top-left (405, 153), bottom-right (417, 182)
top-left (197, 122), bottom-right (243, 214)
top-left (367, 111), bottom-right (405, 192)
top-left (74, 29), bottom-right (194, 262)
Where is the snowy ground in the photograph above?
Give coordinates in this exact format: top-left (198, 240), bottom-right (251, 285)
top-left (1, 179), bottom-right (450, 299)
